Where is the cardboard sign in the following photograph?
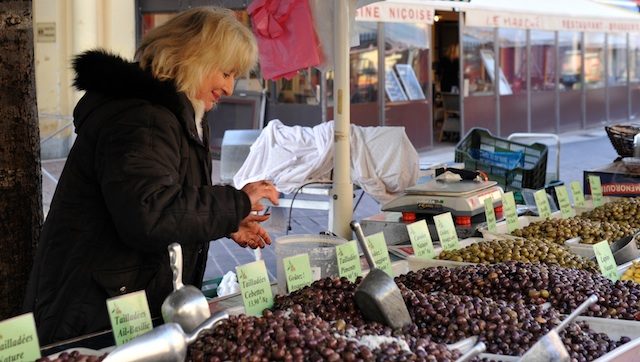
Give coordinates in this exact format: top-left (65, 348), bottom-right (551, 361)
top-left (434, 212), bottom-right (460, 251)
top-left (283, 254), bottom-right (313, 293)
top-left (502, 192), bottom-right (519, 233)
top-left (484, 197), bottom-right (497, 233)
top-left (106, 290), bottom-right (153, 346)
top-left (237, 260), bottom-right (274, 316)
top-left (366, 232), bottom-right (394, 277)
top-left (336, 240), bottom-right (363, 282)
top-left (588, 175), bottom-right (604, 207)
top-left (555, 185), bottom-right (575, 218)
top-left (570, 181), bottom-right (586, 208)
top-left (593, 240), bottom-right (618, 281)
top-left (534, 189), bottom-right (552, 219)
top-left (406, 219), bottom-right (435, 259)
top-left (0, 313), bottom-right (41, 362)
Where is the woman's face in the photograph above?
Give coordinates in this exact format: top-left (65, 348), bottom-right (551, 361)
top-left (195, 69), bottom-right (235, 111)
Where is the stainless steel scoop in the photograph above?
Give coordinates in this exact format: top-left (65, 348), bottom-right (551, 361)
top-left (161, 243), bottom-right (211, 333)
top-left (350, 221), bottom-right (412, 329)
top-left (103, 310), bottom-right (228, 362)
top-left (455, 341), bottom-right (486, 362)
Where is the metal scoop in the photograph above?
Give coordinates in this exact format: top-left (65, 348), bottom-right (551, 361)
top-left (350, 221), bottom-right (412, 329)
top-left (161, 243), bottom-right (211, 333)
top-left (455, 341), bottom-right (486, 362)
top-left (519, 294), bottom-right (598, 362)
top-left (103, 310), bottom-right (228, 362)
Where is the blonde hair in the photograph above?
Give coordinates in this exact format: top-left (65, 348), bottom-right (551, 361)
top-left (136, 7), bottom-right (258, 99)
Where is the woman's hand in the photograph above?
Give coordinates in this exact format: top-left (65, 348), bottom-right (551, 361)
top-left (241, 180), bottom-right (279, 212)
top-left (230, 213), bottom-right (272, 249)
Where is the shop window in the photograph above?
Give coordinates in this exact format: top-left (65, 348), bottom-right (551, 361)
top-left (498, 28), bottom-right (527, 95)
top-left (350, 21), bottom-right (379, 104)
top-left (530, 30), bottom-right (556, 92)
top-left (383, 22), bottom-right (429, 102)
top-left (463, 27), bottom-right (495, 96)
top-left (608, 34), bottom-right (628, 86)
top-left (584, 33), bottom-right (605, 89)
top-left (629, 34), bottom-right (640, 83)
top-left (558, 31), bottom-right (583, 91)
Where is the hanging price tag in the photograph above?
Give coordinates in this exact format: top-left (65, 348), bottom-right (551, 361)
top-left (555, 185), bottom-right (575, 218)
top-left (237, 260), bottom-right (274, 316)
top-left (593, 240), bottom-right (618, 281)
top-left (0, 313), bottom-right (41, 362)
top-left (588, 175), bottom-right (604, 207)
top-left (336, 240), bottom-right (363, 282)
top-left (366, 232), bottom-right (393, 277)
top-left (407, 219), bottom-right (435, 259)
top-left (434, 212), bottom-right (460, 251)
top-left (534, 189), bottom-right (552, 219)
top-left (502, 192), bottom-right (519, 233)
top-left (283, 254), bottom-right (313, 293)
top-left (484, 197), bottom-right (497, 233)
top-left (106, 291), bottom-right (153, 345)
top-left (570, 181), bottom-right (586, 208)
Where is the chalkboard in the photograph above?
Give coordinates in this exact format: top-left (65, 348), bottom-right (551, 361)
top-left (395, 64), bottom-right (425, 100)
top-left (385, 70), bottom-right (408, 102)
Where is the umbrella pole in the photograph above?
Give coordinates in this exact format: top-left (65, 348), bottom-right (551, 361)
top-left (329, 0), bottom-right (353, 239)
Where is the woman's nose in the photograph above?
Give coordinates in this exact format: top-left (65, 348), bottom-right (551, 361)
top-left (223, 76), bottom-right (235, 96)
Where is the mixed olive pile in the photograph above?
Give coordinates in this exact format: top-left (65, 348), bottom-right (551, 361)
top-left (510, 216), bottom-right (636, 245)
top-left (581, 198), bottom-right (640, 228)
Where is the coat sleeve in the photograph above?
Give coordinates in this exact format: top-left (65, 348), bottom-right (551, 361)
top-left (95, 105), bottom-right (251, 252)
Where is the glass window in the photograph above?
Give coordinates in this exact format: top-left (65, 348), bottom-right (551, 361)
top-left (630, 34), bottom-right (640, 83)
top-left (350, 21), bottom-right (379, 104)
top-left (530, 30), bottom-right (556, 92)
top-left (463, 27), bottom-right (495, 96)
top-left (608, 34), bottom-right (628, 86)
top-left (384, 22), bottom-right (430, 102)
top-left (558, 31), bottom-right (583, 91)
top-left (498, 28), bottom-right (526, 95)
top-left (584, 33), bottom-right (605, 89)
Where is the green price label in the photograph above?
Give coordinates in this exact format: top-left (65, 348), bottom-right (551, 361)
top-left (366, 232), bottom-right (393, 277)
top-left (283, 254), bottom-right (313, 293)
top-left (336, 241), bottom-right (363, 282)
top-left (534, 189), bottom-right (552, 219)
top-left (483, 197), bottom-right (497, 233)
top-left (106, 290), bottom-right (153, 346)
top-left (593, 240), bottom-right (618, 281)
top-left (555, 185), bottom-right (575, 218)
top-left (237, 260), bottom-right (274, 316)
top-left (0, 313), bottom-right (41, 362)
top-left (502, 192), bottom-right (519, 233)
top-left (588, 175), bottom-right (604, 207)
top-left (434, 212), bottom-right (460, 251)
top-left (570, 181), bottom-right (586, 208)
top-left (407, 219), bottom-right (435, 259)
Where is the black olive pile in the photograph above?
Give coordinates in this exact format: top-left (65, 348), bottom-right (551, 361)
top-left (581, 197), bottom-right (640, 228)
top-left (36, 351), bottom-right (107, 362)
top-left (510, 216), bottom-right (637, 245)
top-left (437, 238), bottom-right (598, 271)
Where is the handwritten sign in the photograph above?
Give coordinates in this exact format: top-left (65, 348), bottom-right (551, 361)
top-left (336, 241), bottom-right (363, 282)
top-left (534, 189), bottom-right (552, 219)
top-left (237, 260), bottom-right (274, 316)
top-left (434, 212), bottom-right (460, 251)
top-left (588, 175), bottom-right (604, 207)
top-left (283, 254), bottom-right (313, 293)
top-left (570, 181), bottom-right (586, 208)
top-left (484, 198), bottom-right (497, 233)
top-left (502, 192), bottom-right (519, 233)
top-left (555, 185), bottom-right (575, 218)
top-left (106, 291), bottom-right (153, 345)
top-left (0, 313), bottom-right (40, 362)
top-left (593, 240), bottom-right (618, 281)
top-left (366, 232), bottom-right (394, 277)
top-left (407, 220), bottom-right (435, 259)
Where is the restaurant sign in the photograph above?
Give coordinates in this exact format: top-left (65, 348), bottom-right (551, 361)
top-left (356, 3), bottom-right (435, 24)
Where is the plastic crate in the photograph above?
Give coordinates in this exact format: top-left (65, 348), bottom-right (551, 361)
top-left (455, 128), bottom-right (548, 191)
top-left (605, 124), bottom-right (640, 158)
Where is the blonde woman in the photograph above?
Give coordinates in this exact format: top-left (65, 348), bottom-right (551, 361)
top-left (24, 7), bottom-right (278, 344)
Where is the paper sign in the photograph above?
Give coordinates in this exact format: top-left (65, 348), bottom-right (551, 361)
top-left (106, 290), bottom-right (153, 345)
top-left (283, 254), bottom-right (313, 293)
top-left (555, 185), bottom-right (575, 218)
top-left (484, 197), bottom-right (497, 233)
top-left (593, 240), bottom-right (618, 281)
top-left (336, 241), bottom-right (363, 282)
top-left (534, 189), bottom-right (552, 219)
top-left (366, 232), bottom-right (394, 277)
top-left (588, 175), bottom-right (604, 207)
top-left (0, 313), bottom-right (41, 362)
top-left (570, 181), bottom-right (586, 208)
top-left (502, 192), bottom-right (519, 233)
top-left (406, 220), bottom-right (435, 259)
top-left (237, 260), bottom-right (274, 316)
top-left (434, 212), bottom-right (460, 251)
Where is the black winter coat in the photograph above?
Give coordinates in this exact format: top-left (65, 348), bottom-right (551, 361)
top-left (24, 50), bottom-right (251, 344)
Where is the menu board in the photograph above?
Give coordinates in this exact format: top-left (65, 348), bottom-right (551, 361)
top-left (385, 70), bottom-right (408, 102)
top-left (395, 64), bottom-right (425, 100)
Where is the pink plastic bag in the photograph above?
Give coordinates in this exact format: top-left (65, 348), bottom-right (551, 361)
top-left (248, 0), bottom-right (323, 80)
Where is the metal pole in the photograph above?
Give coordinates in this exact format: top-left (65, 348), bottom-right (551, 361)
top-left (555, 31), bottom-right (560, 134)
top-left (605, 33), bottom-right (610, 124)
top-left (458, 11), bottom-right (465, 137)
top-left (494, 27), bottom-right (500, 136)
top-left (526, 29), bottom-right (532, 132)
top-left (581, 32), bottom-right (586, 130)
top-left (329, 0), bottom-right (353, 239)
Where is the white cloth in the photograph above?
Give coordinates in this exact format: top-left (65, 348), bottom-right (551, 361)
top-left (233, 119), bottom-right (419, 204)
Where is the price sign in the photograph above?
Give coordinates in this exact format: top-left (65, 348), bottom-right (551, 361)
top-left (483, 198), bottom-right (497, 233)
top-left (593, 240), bottom-right (618, 281)
top-left (407, 219), bottom-right (435, 259)
top-left (366, 232), bottom-right (394, 277)
top-left (283, 254), bottom-right (313, 293)
top-left (502, 192), bottom-right (519, 233)
top-left (237, 260), bottom-right (274, 316)
top-left (434, 212), bottom-right (460, 251)
top-left (106, 290), bottom-right (153, 345)
top-left (534, 189), bottom-right (552, 219)
top-left (588, 175), bottom-right (604, 207)
top-left (336, 240), bottom-right (363, 282)
top-left (555, 185), bottom-right (575, 218)
top-left (570, 181), bottom-right (586, 208)
top-left (0, 313), bottom-right (41, 362)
